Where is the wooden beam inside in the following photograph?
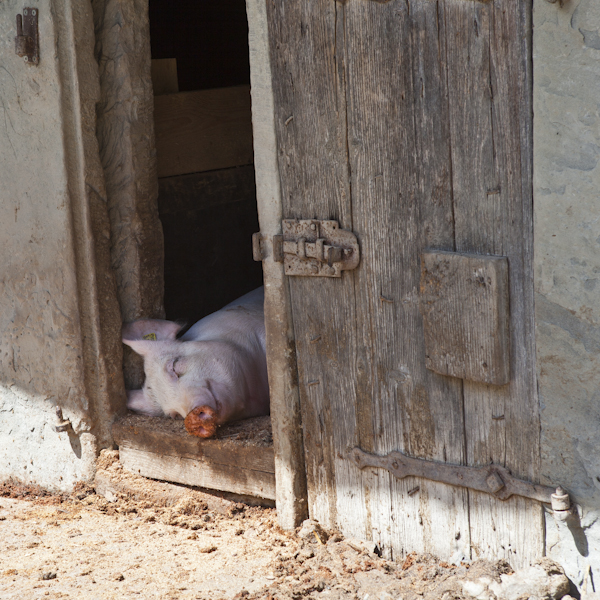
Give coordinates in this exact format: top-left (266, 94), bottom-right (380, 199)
top-left (154, 85), bottom-right (254, 178)
top-left (151, 58), bottom-right (179, 96)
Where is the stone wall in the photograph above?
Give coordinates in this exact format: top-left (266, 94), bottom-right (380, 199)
top-left (533, 0), bottom-right (600, 589)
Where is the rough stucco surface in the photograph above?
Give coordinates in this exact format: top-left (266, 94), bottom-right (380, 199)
top-left (0, 0), bottom-right (125, 491)
top-left (93, 0), bottom-right (165, 391)
top-left (534, 0), bottom-right (600, 588)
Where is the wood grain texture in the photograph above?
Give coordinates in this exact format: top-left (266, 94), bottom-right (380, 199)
top-left (154, 86), bottom-right (254, 177)
top-left (266, 0), bottom-right (537, 565)
top-left (247, 0), bottom-right (309, 529)
top-left (342, 0), bottom-right (470, 560)
top-left (420, 251), bottom-right (510, 385)
top-left (119, 447), bottom-right (276, 500)
top-left (266, 0), bottom-right (367, 536)
top-left (113, 414), bottom-right (276, 500)
top-left (444, 0), bottom-right (540, 567)
top-left (95, 470), bottom-right (275, 509)
top-left (112, 417), bottom-right (275, 474)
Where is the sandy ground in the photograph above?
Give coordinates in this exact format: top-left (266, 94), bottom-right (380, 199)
top-left (0, 452), bottom-right (570, 600)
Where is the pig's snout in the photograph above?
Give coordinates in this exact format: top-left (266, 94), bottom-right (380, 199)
top-left (184, 405), bottom-right (218, 438)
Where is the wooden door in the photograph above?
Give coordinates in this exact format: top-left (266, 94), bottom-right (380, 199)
top-left (265, 0), bottom-right (539, 567)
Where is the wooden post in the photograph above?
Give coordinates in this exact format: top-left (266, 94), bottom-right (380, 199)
top-left (246, 0), bottom-right (308, 529)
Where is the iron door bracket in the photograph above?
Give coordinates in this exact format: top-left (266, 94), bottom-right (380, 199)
top-left (15, 8), bottom-right (39, 65)
top-left (253, 220), bottom-right (360, 277)
top-left (349, 447), bottom-right (574, 519)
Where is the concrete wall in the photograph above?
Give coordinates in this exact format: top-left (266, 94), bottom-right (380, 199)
top-left (534, 0), bottom-right (600, 589)
top-left (0, 0), bottom-right (125, 491)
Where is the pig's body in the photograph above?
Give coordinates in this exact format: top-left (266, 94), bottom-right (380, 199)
top-left (122, 287), bottom-right (269, 438)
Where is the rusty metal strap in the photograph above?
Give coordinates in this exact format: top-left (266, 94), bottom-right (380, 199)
top-left (349, 447), bottom-right (557, 504)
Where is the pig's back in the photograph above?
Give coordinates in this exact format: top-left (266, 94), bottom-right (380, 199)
top-left (181, 287), bottom-right (265, 348)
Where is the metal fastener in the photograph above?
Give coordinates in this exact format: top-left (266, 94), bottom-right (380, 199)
top-left (54, 406), bottom-right (72, 433)
top-left (551, 486), bottom-right (574, 521)
top-left (15, 8), bottom-right (39, 65)
top-left (486, 471), bottom-right (505, 494)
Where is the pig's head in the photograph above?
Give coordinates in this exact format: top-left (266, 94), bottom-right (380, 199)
top-left (122, 319), bottom-right (243, 438)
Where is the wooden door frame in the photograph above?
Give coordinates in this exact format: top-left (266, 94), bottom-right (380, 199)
top-left (246, 0), bottom-right (309, 529)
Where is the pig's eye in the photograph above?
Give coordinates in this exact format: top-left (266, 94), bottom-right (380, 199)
top-left (167, 358), bottom-right (185, 380)
top-left (172, 357), bottom-right (186, 377)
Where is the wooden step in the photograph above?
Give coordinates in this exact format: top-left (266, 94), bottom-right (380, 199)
top-left (112, 414), bottom-right (275, 500)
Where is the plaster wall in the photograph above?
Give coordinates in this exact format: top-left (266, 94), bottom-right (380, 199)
top-left (533, 0), bottom-right (600, 589)
top-left (93, 0), bottom-right (165, 391)
top-left (0, 0), bottom-right (124, 491)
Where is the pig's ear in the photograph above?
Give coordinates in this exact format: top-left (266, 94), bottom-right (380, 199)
top-left (126, 389), bottom-right (164, 416)
top-left (122, 319), bottom-right (183, 343)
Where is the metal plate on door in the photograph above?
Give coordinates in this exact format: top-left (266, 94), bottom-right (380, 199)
top-left (280, 219), bottom-right (359, 277)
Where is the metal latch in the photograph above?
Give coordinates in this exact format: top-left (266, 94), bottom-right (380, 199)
top-left (349, 447), bottom-right (574, 519)
top-left (15, 8), bottom-right (39, 65)
top-left (253, 219), bottom-right (360, 277)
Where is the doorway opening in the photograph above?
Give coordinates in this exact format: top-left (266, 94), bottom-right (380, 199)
top-left (149, 0), bottom-right (263, 323)
top-left (113, 0), bottom-right (274, 504)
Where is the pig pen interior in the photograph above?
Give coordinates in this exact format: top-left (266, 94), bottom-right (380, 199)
top-left (112, 0), bottom-right (273, 503)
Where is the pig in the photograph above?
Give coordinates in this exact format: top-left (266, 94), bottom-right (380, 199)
top-left (121, 287), bottom-right (269, 438)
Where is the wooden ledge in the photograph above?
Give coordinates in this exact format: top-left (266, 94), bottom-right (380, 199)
top-left (112, 414), bottom-right (275, 500)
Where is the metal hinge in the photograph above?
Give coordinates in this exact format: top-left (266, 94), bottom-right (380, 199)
top-left (253, 219), bottom-right (360, 277)
top-left (15, 8), bottom-right (39, 65)
top-left (349, 447), bottom-right (575, 520)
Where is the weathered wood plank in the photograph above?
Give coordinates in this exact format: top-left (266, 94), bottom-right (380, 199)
top-left (113, 414), bottom-right (276, 500)
top-left (266, 0), bottom-right (367, 536)
top-left (95, 454), bottom-right (274, 509)
top-left (444, 0), bottom-right (540, 567)
top-left (247, 0), bottom-right (309, 529)
top-left (154, 86), bottom-right (254, 178)
top-left (420, 251), bottom-right (510, 385)
top-left (343, 0), bottom-right (470, 560)
top-left (266, 0), bottom-right (538, 566)
top-left (112, 415), bottom-right (275, 474)
top-left (119, 447), bottom-right (276, 500)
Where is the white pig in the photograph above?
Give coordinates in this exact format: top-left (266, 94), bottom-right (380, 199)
top-left (122, 287), bottom-right (269, 438)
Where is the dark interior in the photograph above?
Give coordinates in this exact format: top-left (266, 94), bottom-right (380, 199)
top-left (149, 0), bottom-right (263, 325)
top-left (149, 0), bottom-right (251, 92)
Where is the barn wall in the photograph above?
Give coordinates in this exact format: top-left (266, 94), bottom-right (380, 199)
top-left (0, 0), bottom-right (124, 491)
top-left (533, 0), bottom-right (600, 587)
top-left (92, 0), bottom-right (165, 391)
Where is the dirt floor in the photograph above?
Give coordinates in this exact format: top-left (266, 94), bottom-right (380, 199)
top-left (0, 451), bottom-right (571, 600)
